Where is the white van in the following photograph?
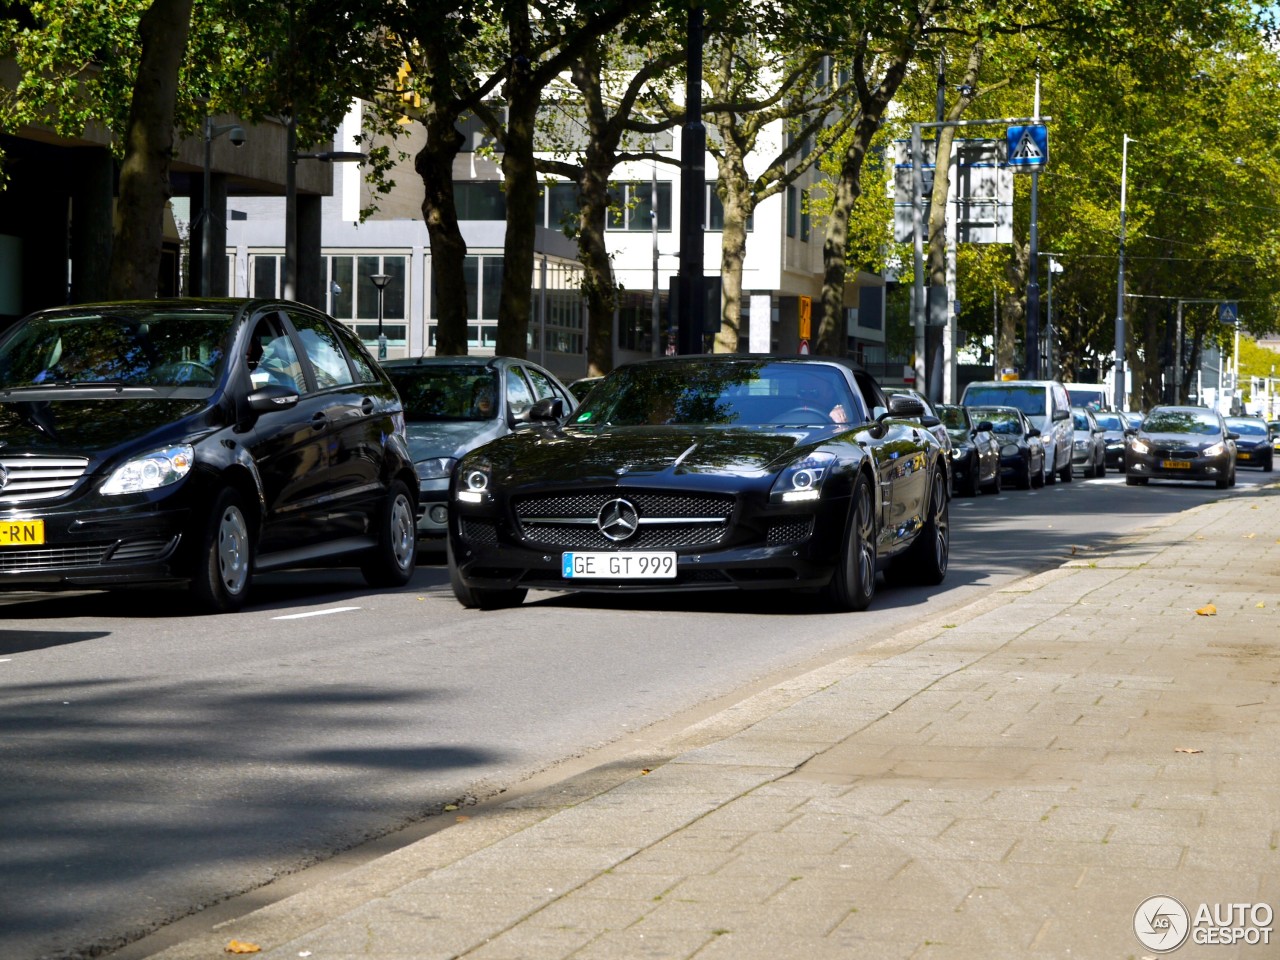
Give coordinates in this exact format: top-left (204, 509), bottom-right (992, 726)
top-left (1064, 383), bottom-right (1109, 411)
top-left (960, 379), bottom-right (1075, 484)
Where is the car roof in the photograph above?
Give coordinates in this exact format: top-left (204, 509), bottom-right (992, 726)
top-left (613, 354), bottom-right (870, 374)
top-left (380, 356), bottom-right (500, 368)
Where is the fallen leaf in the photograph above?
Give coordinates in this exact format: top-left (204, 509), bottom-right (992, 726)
top-left (225, 941), bottom-right (261, 955)
top-left (641, 768), bottom-right (652, 775)
top-left (1245, 533), bottom-right (1257, 539)
top-left (443, 803), bottom-right (458, 811)
top-left (1196, 604), bottom-right (1217, 616)
top-left (1174, 747), bottom-right (1203, 754)
top-left (455, 815), bottom-right (470, 822)
top-left (1257, 602), bottom-right (1266, 609)
top-left (1069, 545), bottom-right (1077, 555)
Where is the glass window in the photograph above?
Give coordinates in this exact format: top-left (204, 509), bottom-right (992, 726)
top-left (286, 310), bottom-right (356, 390)
top-left (800, 189), bottom-right (810, 242)
top-left (544, 182), bottom-right (579, 231)
top-left (523, 366), bottom-right (558, 401)
top-left (454, 181), bottom-right (506, 220)
top-left (506, 367), bottom-right (535, 418)
top-left (327, 319), bottom-right (381, 384)
top-left (249, 314), bottom-right (306, 394)
top-left (786, 185), bottom-right (797, 238)
top-left (705, 183), bottom-right (753, 232)
top-left (252, 255), bottom-right (279, 297)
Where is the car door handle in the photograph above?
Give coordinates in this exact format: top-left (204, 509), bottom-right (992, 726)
top-left (311, 411), bottom-right (328, 430)
top-left (361, 397), bottom-right (374, 416)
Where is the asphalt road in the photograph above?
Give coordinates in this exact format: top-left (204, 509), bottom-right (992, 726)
top-left (1, 468), bottom-right (1271, 960)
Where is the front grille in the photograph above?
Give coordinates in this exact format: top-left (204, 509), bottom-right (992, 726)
top-left (767, 518), bottom-right (813, 545)
top-left (0, 545), bottom-right (109, 571)
top-left (107, 537), bottom-right (179, 563)
top-left (514, 491), bottom-right (734, 550)
top-left (0, 456), bottom-right (90, 504)
top-left (461, 519), bottom-right (499, 546)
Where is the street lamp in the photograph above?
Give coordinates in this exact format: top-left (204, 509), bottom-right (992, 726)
top-left (200, 117), bottom-right (246, 296)
top-left (283, 135), bottom-right (368, 303)
top-left (1114, 134), bottom-right (1136, 410)
top-left (370, 272), bottom-right (391, 360)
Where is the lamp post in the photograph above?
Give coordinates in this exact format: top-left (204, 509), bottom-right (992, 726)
top-left (200, 117), bottom-right (245, 297)
top-left (283, 142), bottom-right (368, 303)
top-left (370, 272), bottom-right (391, 360)
top-left (1043, 253), bottom-right (1063, 380)
top-left (1114, 134), bottom-right (1136, 410)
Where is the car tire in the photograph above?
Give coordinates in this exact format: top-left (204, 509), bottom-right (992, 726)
top-left (361, 480), bottom-right (417, 588)
top-left (447, 537), bottom-right (527, 610)
top-left (893, 466), bottom-right (949, 586)
top-left (1266, 454), bottom-right (1274, 473)
top-left (1126, 475), bottom-right (1148, 485)
top-left (960, 456), bottom-right (980, 497)
top-left (1031, 457), bottom-right (1046, 488)
top-left (1043, 448), bottom-right (1057, 484)
top-left (1096, 453), bottom-right (1105, 477)
top-left (189, 488), bottom-right (254, 614)
top-left (1059, 449), bottom-right (1073, 483)
top-left (982, 462), bottom-right (1001, 494)
top-left (825, 472), bottom-right (877, 612)
top-left (1017, 455), bottom-right (1032, 490)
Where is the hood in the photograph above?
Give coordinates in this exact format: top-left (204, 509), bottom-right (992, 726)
top-left (404, 419), bottom-right (506, 461)
top-left (0, 395), bottom-right (208, 457)
top-left (474, 424), bottom-right (829, 486)
top-left (1142, 431), bottom-right (1223, 450)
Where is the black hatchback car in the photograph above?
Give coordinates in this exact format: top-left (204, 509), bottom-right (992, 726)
top-left (0, 299), bottom-right (418, 611)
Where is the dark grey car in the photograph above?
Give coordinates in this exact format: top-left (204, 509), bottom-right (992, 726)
top-left (1125, 405), bottom-right (1237, 488)
top-left (381, 356), bottom-right (577, 544)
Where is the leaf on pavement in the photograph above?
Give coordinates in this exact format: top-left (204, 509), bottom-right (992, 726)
top-left (225, 941), bottom-right (261, 954)
top-left (1174, 747), bottom-right (1203, 754)
top-left (1195, 604), bottom-right (1217, 616)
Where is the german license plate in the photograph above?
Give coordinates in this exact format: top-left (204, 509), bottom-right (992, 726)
top-left (562, 551), bottom-right (676, 579)
top-left (1238, 451), bottom-right (1252, 460)
top-left (0, 520), bottom-right (44, 546)
top-left (1160, 460), bottom-right (1191, 469)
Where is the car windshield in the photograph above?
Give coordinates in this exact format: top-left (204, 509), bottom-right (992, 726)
top-left (0, 308), bottom-right (232, 388)
top-left (972, 408), bottom-right (1022, 435)
top-left (1144, 410), bottom-right (1221, 435)
top-left (1094, 412), bottom-right (1126, 430)
top-left (936, 405), bottom-right (968, 430)
top-left (571, 360), bottom-right (864, 427)
top-left (1226, 418), bottom-right (1268, 436)
top-left (962, 385), bottom-right (1045, 416)
top-left (1067, 388), bottom-right (1106, 409)
top-left (386, 366), bottom-right (500, 422)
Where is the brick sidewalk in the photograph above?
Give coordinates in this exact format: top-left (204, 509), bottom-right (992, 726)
top-left (150, 486), bottom-right (1280, 960)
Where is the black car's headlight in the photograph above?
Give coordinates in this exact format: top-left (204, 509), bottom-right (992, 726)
top-left (1203, 441), bottom-right (1228, 457)
top-left (770, 452), bottom-right (837, 503)
top-left (1129, 437), bottom-right (1151, 455)
top-left (455, 457), bottom-right (492, 503)
top-left (1105, 440), bottom-right (1124, 450)
top-left (416, 457), bottom-right (456, 482)
top-left (950, 443), bottom-right (971, 460)
top-left (1000, 443), bottom-right (1018, 457)
top-left (100, 444), bottom-right (194, 496)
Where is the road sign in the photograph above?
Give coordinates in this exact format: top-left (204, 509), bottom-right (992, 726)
top-left (1006, 124), bottom-right (1048, 170)
top-left (798, 338), bottom-right (810, 355)
top-left (798, 296), bottom-right (812, 340)
top-left (1219, 302), bottom-right (1239, 325)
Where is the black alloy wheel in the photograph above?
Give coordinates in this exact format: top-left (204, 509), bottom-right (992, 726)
top-left (892, 467), bottom-right (949, 586)
top-left (825, 471), bottom-right (877, 612)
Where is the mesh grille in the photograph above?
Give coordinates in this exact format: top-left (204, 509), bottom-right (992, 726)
top-left (519, 523), bottom-right (724, 550)
top-left (0, 456), bottom-right (90, 503)
top-left (0, 545), bottom-right (109, 571)
top-left (461, 519), bottom-right (499, 545)
top-left (767, 518), bottom-right (814, 545)
top-left (107, 538), bottom-right (178, 563)
top-left (514, 490), bottom-right (734, 550)
top-left (515, 492), bottom-right (733, 521)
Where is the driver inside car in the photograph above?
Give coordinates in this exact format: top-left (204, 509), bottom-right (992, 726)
top-left (798, 375), bottom-right (850, 424)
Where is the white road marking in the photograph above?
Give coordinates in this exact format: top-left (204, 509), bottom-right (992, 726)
top-left (272, 606), bottom-right (362, 620)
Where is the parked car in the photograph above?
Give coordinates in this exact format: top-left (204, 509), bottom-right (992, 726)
top-left (936, 403), bottom-right (1000, 496)
top-left (1224, 416), bottom-right (1274, 471)
top-left (567, 376), bottom-right (604, 403)
top-left (0, 299), bottom-right (418, 611)
top-left (1091, 409), bottom-right (1130, 472)
top-left (447, 356), bottom-right (950, 612)
top-left (959, 379), bottom-right (1074, 484)
top-left (382, 356), bottom-right (578, 545)
top-left (1125, 405), bottom-right (1237, 488)
top-left (894, 388), bottom-right (952, 454)
top-left (967, 405), bottom-right (1045, 489)
top-left (1071, 406), bottom-right (1107, 477)
top-left (1271, 421), bottom-right (1280, 458)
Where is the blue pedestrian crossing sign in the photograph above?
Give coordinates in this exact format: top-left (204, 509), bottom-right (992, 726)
top-left (1219, 302), bottom-right (1239, 325)
top-left (1006, 124), bottom-right (1048, 170)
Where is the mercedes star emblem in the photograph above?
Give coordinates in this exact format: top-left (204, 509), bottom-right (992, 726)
top-left (0, 463), bottom-right (8, 492)
top-left (597, 498), bottom-right (640, 542)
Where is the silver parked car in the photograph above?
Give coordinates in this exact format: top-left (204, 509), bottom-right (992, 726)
top-left (381, 356), bottom-right (578, 545)
top-left (1071, 406), bottom-right (1107, 477)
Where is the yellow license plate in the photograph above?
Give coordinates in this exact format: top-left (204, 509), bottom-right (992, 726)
top-left (1238, 452), bottom-right (1252, 460)
top-left (1160, 460), bottom-right (1191, 469)
top-left (0, 520), bottom-right (44, 546)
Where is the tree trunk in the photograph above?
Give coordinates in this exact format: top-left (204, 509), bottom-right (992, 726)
top-left (1000, 239), bottom-right (1028, 373)
top-left (716, 178), bottom-right (750, 353)
top-left (578, 159), bottom-right (617, 376)
top-left (107, 0), bottom-right (194, 300)
top-left (818, 115), bottom-right (880, 356)
top-left (416, 116), bottom-right (469, 356)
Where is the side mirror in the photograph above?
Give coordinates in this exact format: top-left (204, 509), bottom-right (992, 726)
top-left (1052, 408), bottom-right (1070, 421)
top-left (247, 383), bottom-right (300, 413)
top-left (528, 396), bottom-right (564, 422)
top-left (1227, 431), bottom-right (1240, 441)
top-left (886, 394), bottom-right (924, 419)
top-left (919, 414), bottom-right (941, 428)
top-left (1026, 426), bottom-right (1041, 438)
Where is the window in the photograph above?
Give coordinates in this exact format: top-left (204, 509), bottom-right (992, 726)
top-left (505, 367), bottom-right (535, 419)
top-left (616, 289), bottom-right (661, 354)
top-left (800, 189), bottom-right (810, 242)
top-left (786, 186), bottom-right (797, 238)
top-left (428, 253), bottom-right (500, 349)
top-left (605, 181), bottom-right (671, 231)
top-left (286, 310), bottom-right (356, 389)
top-left (322, 255), bottom-right (407, 353)
top-left (542, 181), bottom-right (580, 231)
top-left (705, 183), bottom-right (753, 232)
top-left (454, 181), bottom-right (506, 220)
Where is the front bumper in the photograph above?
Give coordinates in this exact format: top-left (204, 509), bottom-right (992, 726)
top-left (1125, 451), bottom-right (1232, 482)
top-left (415, 477), bottom-right (450, 539)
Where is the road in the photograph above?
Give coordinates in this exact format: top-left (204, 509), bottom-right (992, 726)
top-left (1, 469), bottom-right (1271, 960)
